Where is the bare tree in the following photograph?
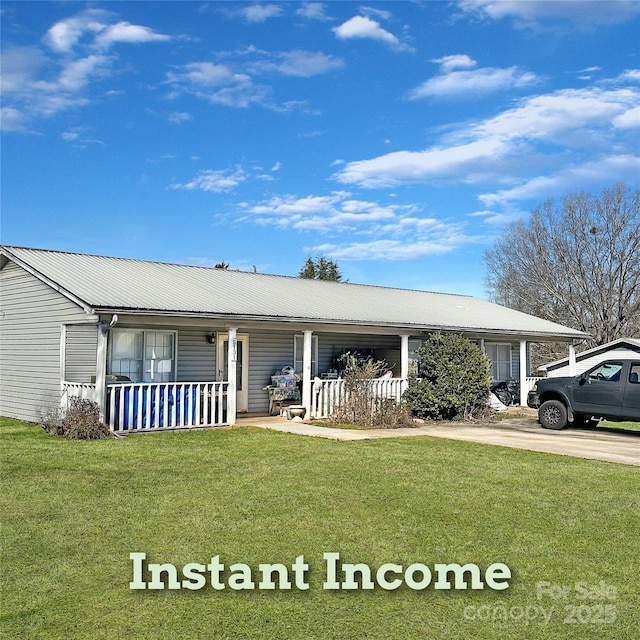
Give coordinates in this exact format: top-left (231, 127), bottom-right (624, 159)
top-left (484, 183), bottom-right (640, 365)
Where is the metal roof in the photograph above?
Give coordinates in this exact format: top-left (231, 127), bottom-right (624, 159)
top-left (1, 245), bottom-right (589, 340)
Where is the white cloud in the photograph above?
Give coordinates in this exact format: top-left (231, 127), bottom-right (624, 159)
top-left (44, 9), bottom-right (111, 52)
top-left (479, 155), bottom-right (640, 208)
top-left (168, 111), bottom-right (192, 124)
top-left (457, 0), bottom-right (640, 28)
top-left (310, 234), bottom-right (463, 261)
top-left (237, 4), bottom-right (283, 23)
top-left (44, 10), bottom-right (170, 53)
top-left (335, 138), bottom-right (509, 188)
top-left (0, 106), bottom-right (28, 132)
top-left (94, 22), bottom-right (171, 49)
top-left (433, 54), bottom-right (476, 73)
top-left (613, 106), bottom-right (640, 128)
top-left (166, 62), bottom-right (266, 108)
top-left (2, 10), bottom-right (171, 130)
top-left (333, 15), bottom-right (406, 49)
top-left (409, 65), bottom-right (538, 100)
top-left (296, 3), bottom-right (330, 21)
top-left (275, 50), bottom-right (343, 77)
top-left (56, 55), bottom-right (111, 91)
top-left (618, 69), bottom-right (640, 82)
top-left (171, 168), bottom-right (248, 193)
top-left (336, 85), bottom-right (640, 188)
top-left (244, 192), bottom-right (412, 232)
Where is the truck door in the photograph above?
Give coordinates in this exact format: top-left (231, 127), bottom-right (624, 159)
top-left (623, 362), bottom-right (640, 420)
top-left (572, 361), bottom-right (625, 417)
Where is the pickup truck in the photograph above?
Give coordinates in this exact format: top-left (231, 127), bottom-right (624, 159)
top-left (527, 359), bottom-right (640, 430)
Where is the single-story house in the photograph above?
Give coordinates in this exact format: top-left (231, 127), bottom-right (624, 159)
top-left (0, 245), bottom-right (589, 432)
top-left (539, 338), bottom-right (640, 377)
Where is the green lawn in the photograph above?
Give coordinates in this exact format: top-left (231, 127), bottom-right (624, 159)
top-left (1, 417), bottom-right (638, 639)
top-left (599, 420), bottom-right (640, 433)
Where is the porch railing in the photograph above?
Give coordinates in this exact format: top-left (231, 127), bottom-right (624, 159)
top-left (310, 377), bottom-right (406, 419)
top-left (523, 377), bottom-right (542, 395)
top-left (62, 381), bottom-right (229, 432)
top-left (61, 382), bottom-right (97, 404)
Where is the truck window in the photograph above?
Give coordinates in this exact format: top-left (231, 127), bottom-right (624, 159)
top-left (630, 364), bottom-right (640, 384)
top-left (588, 362), bottom-right (623, 382)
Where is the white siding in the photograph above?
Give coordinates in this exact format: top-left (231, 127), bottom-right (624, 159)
top-left (0, 261), bottom-right (90, 422)
top-left (548, 347), bottom-right (640, 377)
top-left (64, 324), bottom-right (98, 383)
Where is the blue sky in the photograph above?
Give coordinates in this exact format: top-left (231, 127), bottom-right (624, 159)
top-left (2, 1), bottom-right (639, 297)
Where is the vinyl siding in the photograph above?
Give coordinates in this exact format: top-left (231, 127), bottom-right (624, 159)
top-left (548, 347), bottom-right (640, 377)
top-left (246, 331), bottom-right (405, 413)
top-left (247, 330), bottom-right (293, 413)
top-left (64, 324), bottom-right (98, 383)
top-left (177, 329), bottom-right (217, 381)
top-left (0, 261), bottom-right (90, 422)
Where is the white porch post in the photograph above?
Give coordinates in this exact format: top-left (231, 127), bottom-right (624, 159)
top-left (60, 324), bottom-right (67, 409)
top-left (302, 330), bottom-right (313, 416)
top-left (400, 334), bottom-right (410, 392)
top-left (568, 343), bottom-right (577, 376)
top-left (519, 340), bottom-right (528, 406)
top-left (95, 323), bottom-right (108, 421)
top-left (227, 327), bottom-right (238, 425)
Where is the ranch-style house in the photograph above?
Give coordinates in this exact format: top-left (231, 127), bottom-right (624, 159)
top-left (0, 246), bottom-right (589, 433)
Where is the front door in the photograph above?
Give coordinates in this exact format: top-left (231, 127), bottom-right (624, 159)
top-left (217, 334), bottom-right (249, 412)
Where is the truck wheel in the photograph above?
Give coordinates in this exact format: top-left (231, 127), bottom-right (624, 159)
top-left (539, 400), bottom-right (568, 430)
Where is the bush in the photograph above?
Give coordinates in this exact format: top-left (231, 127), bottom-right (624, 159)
top-left (41, 398), bottom-right (113, 440)
top-left (332, 354), bottom-right (414, 428)
top-left (403, 334), bottom-right (492, 421)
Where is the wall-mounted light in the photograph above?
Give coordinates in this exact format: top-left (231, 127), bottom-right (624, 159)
top-left (207, 333), bottom-right (216, 345)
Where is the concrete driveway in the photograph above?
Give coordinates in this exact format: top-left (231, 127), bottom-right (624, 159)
top-left (239, 416), bottom-right (640, 466)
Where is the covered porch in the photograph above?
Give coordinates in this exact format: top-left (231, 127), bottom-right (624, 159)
top-left (60, 316), bottom-right (581, 433)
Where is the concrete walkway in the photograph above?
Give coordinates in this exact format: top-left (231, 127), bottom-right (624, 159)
top-left (235, 415), bottom-right (640, 466)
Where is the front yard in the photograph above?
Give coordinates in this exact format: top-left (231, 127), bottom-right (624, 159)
top-left (1, 417), bottom-right (638, 639)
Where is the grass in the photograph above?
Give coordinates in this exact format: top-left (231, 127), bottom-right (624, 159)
top-left (598, 420), bottom-right (640, 433)
top-left (1, 417), bottom-right (639, 639)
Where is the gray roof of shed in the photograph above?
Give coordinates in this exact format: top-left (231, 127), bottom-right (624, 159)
top-left (1, 245), bottom-right (589, 340)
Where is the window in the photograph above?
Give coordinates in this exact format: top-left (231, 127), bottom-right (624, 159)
top-left (588, 362), bottom-right (623, 382)
top-left (109, 330), bottom-right (176, 382)
top-left (485, 343), bottom-right (512, 381)
top-left (294, 335), bottom-right (318, 377)
top-left (630, 364), bottom-right (640, 384)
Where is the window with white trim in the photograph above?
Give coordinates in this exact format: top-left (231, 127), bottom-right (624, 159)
top-left (294, 335), bottom-right (318, 377)
top-left (485, 343), bottom-right (512, 381)
top-left (108, 330), bottom-right (176, 382)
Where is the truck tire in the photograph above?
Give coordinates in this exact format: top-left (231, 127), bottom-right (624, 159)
top-left (539, 400), bottom-right (568, 430)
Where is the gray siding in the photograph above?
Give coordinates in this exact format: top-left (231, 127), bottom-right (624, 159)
top-left (247, 330), bottom-right (293, 413)
top-left (246, 331), bottom-right (403, 413)
top-left (177, 329), bottom-right (217, 381)
top-left (64, 324), bottom-right (98, 383)
top-left (0, 261), bottom-right (89, 422)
